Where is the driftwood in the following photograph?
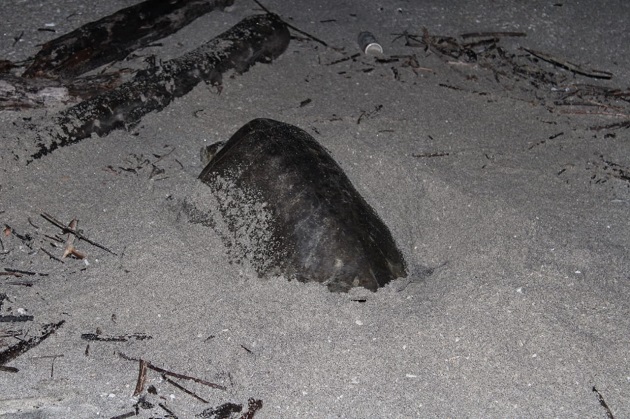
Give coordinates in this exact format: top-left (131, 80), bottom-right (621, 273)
top-left (18, 14), bottom-right (289, 163)
top-left (22, 0), bottom-right (235, 80)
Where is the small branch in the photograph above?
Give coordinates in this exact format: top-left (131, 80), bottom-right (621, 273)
top-left (133, 360), bottom-right (148, 396)
top-left (522, 47), bottom-right (613, 79)
top-left (162, 374), bottom-right (209, 404)
top-left (118, 352), bottom-right (226, 391)
top-left (40, 213), bottom-right (116, 255)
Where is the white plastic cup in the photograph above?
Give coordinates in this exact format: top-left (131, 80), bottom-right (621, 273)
top-left (358, 31), bottom-right (383, 55)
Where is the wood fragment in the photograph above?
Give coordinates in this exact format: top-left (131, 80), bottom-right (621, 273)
top-left (0, 315), bottom-right (34, 322)
top-left (0, 321), bottom-right (65, 366)
top-left (460, 31), bottom-right (526, 39)
top-left (109, 411), bottom-right (136, 419)
top-left (118, 352), bottom-right (227, 391)
top-left (81, 332), bottom-right (151, 342)
top-left (158, 403), bottom-right (176, 417)
top-left (522, 48), bottom-right (613, 79)
top-left (40, 247), bottom-right (65, 263)
top-left (20, 14), bottom-right (290, 164)
top-left (592, 386), bottom-right (615, 419)
top-left (62, 219), bottom-right (86, 259)
top-left (199, 402), bottom-right (242, 417)
top-left (253, 0), bottom-right (330, 48)
top-left (240, 398), bottom-right (263, 419)
top-left (162, 374), bottom-right (209, 404)
top-left (133, 360), bottom-right (148, 396)
top-left (23, 0), bottom-right (235, 80)
top-left (412, 152), bottom-right (450, 158)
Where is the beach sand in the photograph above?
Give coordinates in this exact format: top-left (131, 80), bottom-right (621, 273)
top-left (1, 1), bottom-right (629, 417)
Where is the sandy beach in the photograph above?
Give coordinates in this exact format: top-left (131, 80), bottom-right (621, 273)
top-left (1, 1), bottom-right (629, 417)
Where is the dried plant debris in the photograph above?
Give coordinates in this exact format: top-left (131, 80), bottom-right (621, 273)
top-left (0, 320), bottom-right (65, 368)
top-left (197, 398), bottom-right (263, 419)
top-left (0, 212), bottom-right (116, 286)
top-left (392, 28), bottom-right (630, 128)
top-left (80, 332), bottom-right (152, 342)
top-left (104, 145), bottom-right (179, 180)
top-left (586, 156), bottom-right (630, 187)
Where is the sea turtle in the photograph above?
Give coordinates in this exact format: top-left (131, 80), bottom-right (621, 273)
top-left (197, 118), bottom-right (408, 292)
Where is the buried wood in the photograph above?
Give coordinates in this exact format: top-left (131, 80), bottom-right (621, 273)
top-left (19, 14), bottom-right (290, 163)
top-left (196, 118), bottom-right (413, 292)
top-left (22, 0), bottom-right (235, 80)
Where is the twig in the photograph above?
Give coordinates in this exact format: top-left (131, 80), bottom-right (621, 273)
top-left (158, 403), bottom-right (176, 417)
top-left (162, 374), bottom-right (209, 404)
top-left (412, 152), bottom-right (450, 158)
top-left (460, 31), bottom-right (526, 39)
top-left (240, 398), bottom-right (263, 419)
top-left (133, 359), bottom-right (148, 396)
top-left (40, 213), bottom-right (117, 255)
top-left (522, 47), bottom-right (613, 79)
top-left (118, 352), bottom-right (226, 391)
top-left (252, 0), bottom-right (330, 48)
top-left (0, 321), bottom-right (65, 366)
top-left (40, 247), bottom-right (65, 263)
top-left (62, 219), bottom-right (86, 259)
top-left (592, 386), bottom-right (615, 419)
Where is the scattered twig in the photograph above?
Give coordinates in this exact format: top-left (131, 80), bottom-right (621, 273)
top-left (460, 31), bottom-right (526, 39)
top-left (40, 247), bottom-right (65, 263)
top-left (40, 213), bottom-right (117, 255)
top-left (592, 386), bottom-right (615, 419)
top-left (588, 120), bottom-right (630, 131)
top-left (81, 332), bottom-right (152, 342)
top-left (158, 403), bottom-right (176, 417)
top-left (412, 152), bottom-right (450, 158)
top-left (162, 374), bottom-right (209, 404)
top-left (0, 315), bottom-right (34, 322)
top-left (240, 398), bottom-right (263, 419)
top-left (62, 219), bottom-right (86, 259)
top-left (522, 47), bottom-right (613, 79)
top-left (110, 411), bottom-right (136, 419)
top-left (1, 268), bottom-right (46, 277)
top-left (0, 320), bottom-right (65, 366)
top-left (252, 0), bottom-right (330, 48)
top-left (118, 352), bottom-right (227, 391)
top-left (133, 359), bottom-right (148, 396)
top-left (31, 354), bottom-right (64, 378)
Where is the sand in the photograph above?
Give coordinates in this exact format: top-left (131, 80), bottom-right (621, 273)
top-left (1, 0), bottom-right (629, 417)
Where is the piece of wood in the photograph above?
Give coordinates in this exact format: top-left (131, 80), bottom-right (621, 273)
top-left (22, 0), bottom-right (235, 80)
top-left (21, 14), bottom-right (289, 163)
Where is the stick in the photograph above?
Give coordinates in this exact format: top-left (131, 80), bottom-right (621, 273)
top-left (40, 213), bottom-right (116, 255)
top-left (118, 352), bottom-right (226, 391)
top-left (62, 219), bottom-right (86, 260)
top-left (522, 47), bottom-right (613, 79)
top-left (23, 0), bottom-right (235, 80)
top-left (133, 360), bottom-right (148, 396)
top-left (162, 374), bottom-right (209, 404)
top-left (21, 14), bottom-right (290, 163)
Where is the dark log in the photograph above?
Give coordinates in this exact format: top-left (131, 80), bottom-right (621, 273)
top-left (22, 14), bottom-right (290, 163)
top-left (22, 0), bottom-right (235, 80)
